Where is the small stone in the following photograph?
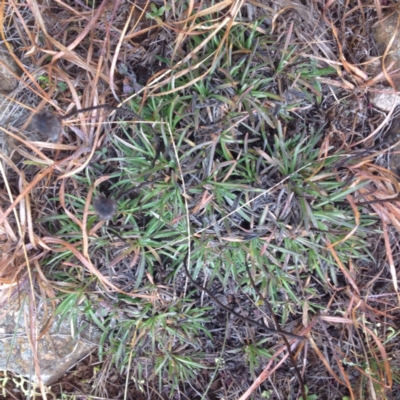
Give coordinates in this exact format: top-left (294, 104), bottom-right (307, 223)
top-left (93, 196), bottom-right (117, 220)
top-left (31, 111), bottom-right (62, 141)
top-left (369, 89), bottom-right (400, 112)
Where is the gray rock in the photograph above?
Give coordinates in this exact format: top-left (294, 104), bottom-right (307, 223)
top-left (372, 12), bottom-right (400, 89)
top-left (369, 88), bottom-right (400, 112)
top-left (0, 295), bottom-right (102, 385)
top-left (0, 43), bottom-right (21, 94)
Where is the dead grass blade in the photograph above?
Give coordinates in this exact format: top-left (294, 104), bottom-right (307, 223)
top-left (82, 175), bottom-right (114, 257)
top-left (309, 334), bottom-right (346, 387)
top-left (364, 325), bottom-right (393, 389)
top-left (326, 242), bottom-right (360, 295)
top-left (0, 162), bottom-right (56, 227)
top-left (58, 179), bottom-right (83, 230)
top-left (41, 237), bottom-right (155, 300)
top-left (51, 0), bottom-right (109, 62)
top-left (57, 114), bottom-right (105, 179)
top-left (382, 220), bottom-right (398, 294)
top-left (0, 1), bottom-right (49, 98)
top-left (110, 0), bottom-right (138, 102)
top-left (28, 0), bottom-right (109, 82)
top-left (322, 1), bottom-right (368, 83)
top-left (238, 322), bottom-right (316, 400)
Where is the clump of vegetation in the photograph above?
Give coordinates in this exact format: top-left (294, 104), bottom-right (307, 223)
top-left (0, 0), bottom-right (399, 399)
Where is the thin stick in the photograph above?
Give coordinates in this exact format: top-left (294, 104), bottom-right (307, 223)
top-left (61, 104), bottom-right (140, 120)
top-left (182, 249), bottom-right (305, 341)
top-left (244, 259), bottom-right (307, 400)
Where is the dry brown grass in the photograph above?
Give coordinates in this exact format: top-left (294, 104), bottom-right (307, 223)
top-left (0, 0), bottom-right (399, 399)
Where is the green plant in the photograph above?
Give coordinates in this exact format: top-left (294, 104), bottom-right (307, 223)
top-left (28, 3), bottom-right (391, 399)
